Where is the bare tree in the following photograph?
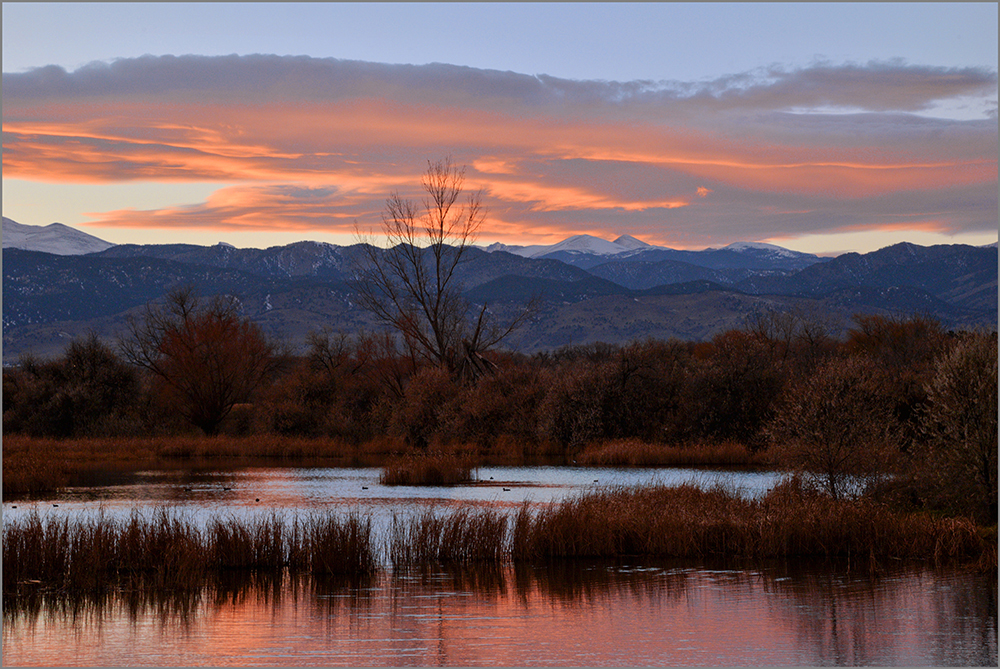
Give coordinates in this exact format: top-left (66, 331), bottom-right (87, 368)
top-left (355, 158), bottom-right (531, 376)
top-left (120, 287), bottom-right (278, 434)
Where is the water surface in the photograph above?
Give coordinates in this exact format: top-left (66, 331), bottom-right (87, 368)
top-left (3, 466), bottom-right (995, 666)
top-left (3, 465), bottom-right (785, 522)
top-left (5, 560), bottom-right (995, 666)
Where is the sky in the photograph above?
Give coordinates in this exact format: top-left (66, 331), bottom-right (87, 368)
top-left (2, 2), bottom-right (997, 255)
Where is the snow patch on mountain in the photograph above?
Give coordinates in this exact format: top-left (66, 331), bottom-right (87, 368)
top-left (717, 241), bottom-right (807, 258)
top-left (487, 234), bottom-right (658, 259)
top-left (611, 234), bottom-right (653, 251)
top-left (484, 241), bottom-right (529, 256)
top-left (3, 217), bottom-right (114, 255)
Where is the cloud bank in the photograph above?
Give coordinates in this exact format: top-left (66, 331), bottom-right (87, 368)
top-left (2, 54), bottom-right (996, 248)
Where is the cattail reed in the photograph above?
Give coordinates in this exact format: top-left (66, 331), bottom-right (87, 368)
top-left (304, 512), bottom-right (378, 576)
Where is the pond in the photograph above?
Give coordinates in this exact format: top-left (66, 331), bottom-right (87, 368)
top-left (3, 466), bottom-right (997, 666)
top-left (2, 465), bottom-right (786, 532)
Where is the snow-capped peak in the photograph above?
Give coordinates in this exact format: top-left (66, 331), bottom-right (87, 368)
top-left (2, 217), bottom-right (114, 255)
top-left (535, 234), bottom-right (631, 257)
top-left (485, 241), bottom-right (525, 254)
top-left (612, 234), bottom-right (653, 251)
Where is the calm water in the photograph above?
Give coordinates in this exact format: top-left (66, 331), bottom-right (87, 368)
top-left (3, 467), bottom-right (997, 666)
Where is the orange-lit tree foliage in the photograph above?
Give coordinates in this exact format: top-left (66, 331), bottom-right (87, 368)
top-left (121, 287), bottom-right (277, 434)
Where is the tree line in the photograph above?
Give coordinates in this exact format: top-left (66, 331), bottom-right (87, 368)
top-left (3, 306), bottom-right (996, 522)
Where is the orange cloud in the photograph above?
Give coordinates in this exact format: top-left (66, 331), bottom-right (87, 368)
top-left (86, 183), bottom-right (381, 232)
top-left (6, 97), bottom-right (994, 201)
top-left (486, 179), bottom-right (689, 212)
top-left (3, 55), bottom-right (996, 248)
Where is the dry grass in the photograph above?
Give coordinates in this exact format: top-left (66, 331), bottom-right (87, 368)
top-left (511, 477), bottom-right (991, 567)
top-left (2, 509), bottom-right (378, 598)
top-left (3, 480), bottom-right (993, 604)
top-left (575, 439), bottom-right (768, 467)
top-left (303, 513), bottom-right (378, 576)
top-left (389, 508), bottom-right (507, 567)
top-left (379, 452), bottom-right (474, 486)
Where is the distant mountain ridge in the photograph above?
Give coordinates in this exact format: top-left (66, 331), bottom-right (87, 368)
top-left (2, 218), bottom-right (995, 361)
top-left (481, 233), bottom-right (823, 272)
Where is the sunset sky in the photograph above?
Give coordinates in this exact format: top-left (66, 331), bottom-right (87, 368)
top-left (3, 2), bottom-right (997, 254)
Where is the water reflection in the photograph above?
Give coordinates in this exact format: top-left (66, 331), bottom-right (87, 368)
top-left (5, 560), bottom-right (995, 666)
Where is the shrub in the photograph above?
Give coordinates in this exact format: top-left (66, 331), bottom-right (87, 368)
top-left (121, 287), bottom-right (278, 435)
top-left (446, 362), bottom-right (550, 449)
top-left (388, 365), bottom-right (460, 448)
top-left (914, 332), bottom-right (998, 522)
top-left (536, 360), bottom-right (610, 449)
top-left (679, 330), bottom-right (785, 447)
top-left (3, 334), bottom-right (144, 437)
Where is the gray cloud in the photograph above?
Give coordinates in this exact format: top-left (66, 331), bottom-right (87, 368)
top-left (5, 54), bottom-right (995, 116)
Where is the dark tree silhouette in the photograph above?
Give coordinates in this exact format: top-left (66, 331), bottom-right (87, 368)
top-left (120, 287), bottom-right (277, 434)
top-left (355, 158), bottom-right (532, 377)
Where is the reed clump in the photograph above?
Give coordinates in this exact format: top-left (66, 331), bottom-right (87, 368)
top-left (208, 513), bottom-right (291, 570)
top-left (379, 452), bottom-right (474, 486)
top-left (389, 508), bottom-right (507, 567)
top-left (2, 509), bottom-right (379, 598)
top-left (304, 513), bottom-right (378, 576)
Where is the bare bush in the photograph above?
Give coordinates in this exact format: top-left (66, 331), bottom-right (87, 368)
top-left (769, 355), bottom-right (903, 499)
top-left (388, 365), bottom-right (460, 448)
top-left (680, 330), bottom-right (785, 448)
top-left (3, 334), bottom-right (144, 437)
top-left (915, 332), bottom-right (998, 522)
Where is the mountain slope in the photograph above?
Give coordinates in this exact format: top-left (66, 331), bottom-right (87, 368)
top-left (94, 241), bottom-right (365, 280)
top-left (2, 248), bottom-right (293, 331)
top-left (736, 242), bottom-right (998, 313)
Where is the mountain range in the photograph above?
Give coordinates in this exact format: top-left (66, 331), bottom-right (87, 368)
top-left (3, 217), bottom-right (996, 361)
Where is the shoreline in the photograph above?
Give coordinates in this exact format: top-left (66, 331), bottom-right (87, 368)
top-left (2, 434), bottom-right (772, 498)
